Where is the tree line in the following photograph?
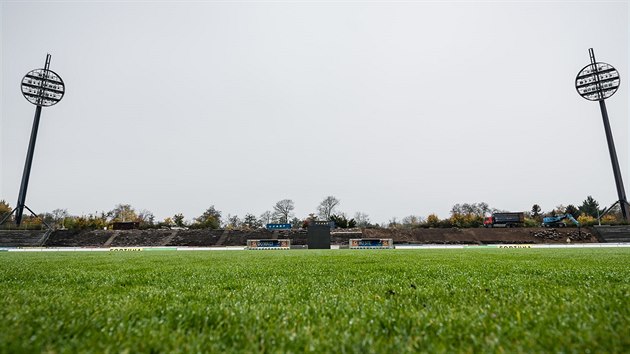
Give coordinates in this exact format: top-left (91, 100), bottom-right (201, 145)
top-left (0, 195), bottom-right (625, 231)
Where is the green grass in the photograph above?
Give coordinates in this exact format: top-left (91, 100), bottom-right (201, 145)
top-left (0, 249), bottom-right (628, 353)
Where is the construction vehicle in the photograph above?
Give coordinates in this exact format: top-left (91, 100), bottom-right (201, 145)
top-left (542, 214), bottom-right (579, 228)
top-left (483, 212), bottom-right (525, 228)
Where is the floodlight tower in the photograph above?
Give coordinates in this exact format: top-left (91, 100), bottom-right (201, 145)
top-left (0, 54), bottom-right (64, 227)
top-left (575, 48), bottom-right (629, 221)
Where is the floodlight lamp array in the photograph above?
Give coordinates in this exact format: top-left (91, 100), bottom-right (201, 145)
top-left (575, 62), bottom-right (620, 101)
top-left (21, 68), bottom-right (65, 107)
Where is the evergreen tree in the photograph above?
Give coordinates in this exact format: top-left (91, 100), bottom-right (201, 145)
top-left (531, 204), bottom-right (542, 219)
top-left (578, 196), bottom-right (602, 218)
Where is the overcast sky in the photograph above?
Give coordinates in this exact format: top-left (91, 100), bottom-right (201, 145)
top-left (1, 1), bottom-right (629, 224)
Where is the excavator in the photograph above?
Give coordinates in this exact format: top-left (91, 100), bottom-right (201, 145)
top-left (542, 214), bottom-right (580, 228)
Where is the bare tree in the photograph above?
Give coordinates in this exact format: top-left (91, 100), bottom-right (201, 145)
top-left (137, 209), bottom-right (155, 227)
top-left (259, 211), bottom-right (273, 226)
top-left (317, 196), bottom-right (340, 221)
top-left (450, 202), bottom-right (490, 218)
top-left (388, 217), bottom-right (399, 229)
top-left (401, 215), bottom-right (424, 228)
top-left (553, 205), bottom-right (567, 216)
top-left (354, 212), bottom-right (371, 227)
top-left (51, 208), bottom-right (69, 229)
top-left (273, 199), bottom-right (295, 223)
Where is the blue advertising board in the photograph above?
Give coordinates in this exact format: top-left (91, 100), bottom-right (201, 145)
top-left (266, 223), bottom-right (292, 230)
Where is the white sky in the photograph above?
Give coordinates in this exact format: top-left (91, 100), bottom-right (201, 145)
top-left (1, 1), bottom-right (629, 224)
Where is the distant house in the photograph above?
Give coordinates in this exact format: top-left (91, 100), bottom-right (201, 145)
top-left (112, 222), bottom-right (140, 230)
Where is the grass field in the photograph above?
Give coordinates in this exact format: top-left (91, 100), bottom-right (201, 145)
top-left (0, 249), bottom-right (628, 353)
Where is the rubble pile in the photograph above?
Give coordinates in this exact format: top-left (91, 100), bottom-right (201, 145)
top-left (567, 229), bottom-right (591, 241)
top-left (532, 229), bottom-right (562, 240)
top-left (531, 229), bottom-right (591, 241)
